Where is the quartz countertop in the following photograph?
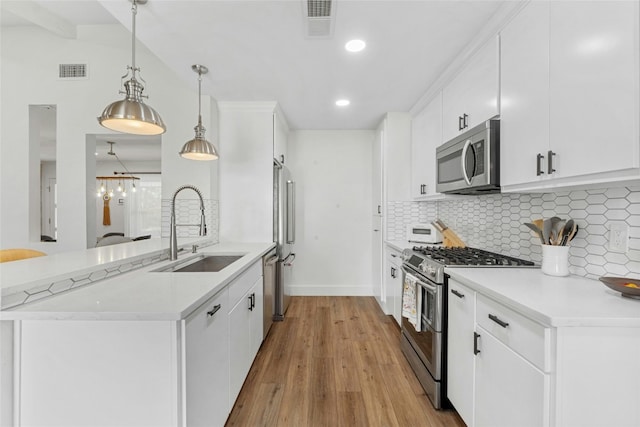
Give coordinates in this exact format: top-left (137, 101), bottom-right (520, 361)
top-left (0, 237), bottom-right (211, 297)
top-left (446, 267), bottom-right (640, 328)
top-left (385, 240), bottom-right (415, 252)
top-left (2, 242), bottom-right (276, 321)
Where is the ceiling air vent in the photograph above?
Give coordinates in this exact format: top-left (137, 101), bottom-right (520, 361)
top-left (303, 0), bottom-right (335, 38)
top-left (58, 64), bottom-right (88, 80)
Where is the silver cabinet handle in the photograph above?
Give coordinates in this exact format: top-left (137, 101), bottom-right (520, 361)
top-left (207, 304), bottom-right (222, 317)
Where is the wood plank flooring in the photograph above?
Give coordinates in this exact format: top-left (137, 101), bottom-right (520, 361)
top-left (226, 296), bottom-right (465, 427)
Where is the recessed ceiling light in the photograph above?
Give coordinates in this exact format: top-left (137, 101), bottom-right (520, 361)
top-left (336, 99), bottom-right (350, 107)
top-left (345, 39), bottom-right (366, 53)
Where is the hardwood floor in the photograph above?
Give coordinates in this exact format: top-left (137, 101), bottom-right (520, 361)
top-left (226, 296), bottom-right (465, 427)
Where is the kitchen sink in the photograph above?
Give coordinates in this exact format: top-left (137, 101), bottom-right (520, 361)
top-left (153, 254), bottom-right (245, 273)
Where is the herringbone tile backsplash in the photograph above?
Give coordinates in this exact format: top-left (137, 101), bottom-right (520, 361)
top-left (387, 186), bottom-right (640, 280)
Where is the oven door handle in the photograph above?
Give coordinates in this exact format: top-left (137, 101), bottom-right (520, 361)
top-left (401, 266), bottom-right (437, 293)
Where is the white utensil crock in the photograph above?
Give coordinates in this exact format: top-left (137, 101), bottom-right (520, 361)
top-left (541, 244), bottom-right (569, 277)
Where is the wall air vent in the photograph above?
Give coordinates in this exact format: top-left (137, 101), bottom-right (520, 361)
top-left (58, 64), bottom-right (88, 79)
top-left (303, 0), bottom-right (335, 38)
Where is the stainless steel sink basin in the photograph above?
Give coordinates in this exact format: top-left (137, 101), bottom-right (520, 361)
top-left (154, 254), bottom-right (244, 273)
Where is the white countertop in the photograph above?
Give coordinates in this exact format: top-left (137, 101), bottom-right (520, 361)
top-left (446, 267), bottom-right (640, 328)
top-left (385, 240), bottom-right (415, 252)
top-left (2, 242), bottom-right (276, 321)
top-left (0, 237), bottom-right (210, 297)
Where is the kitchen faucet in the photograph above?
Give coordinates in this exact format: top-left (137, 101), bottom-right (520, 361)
top-left (169, 185), bottom-right (207, 260)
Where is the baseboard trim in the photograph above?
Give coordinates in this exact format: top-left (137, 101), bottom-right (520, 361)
top-left (289, 285), bottom-right (374, 296)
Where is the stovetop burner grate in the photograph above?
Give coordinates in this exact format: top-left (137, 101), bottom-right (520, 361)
top-left (412, 246), bottom-right (535, 267)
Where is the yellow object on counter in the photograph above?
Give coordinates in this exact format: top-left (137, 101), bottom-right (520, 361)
top-left (0, 249), bottom-right (46, 263)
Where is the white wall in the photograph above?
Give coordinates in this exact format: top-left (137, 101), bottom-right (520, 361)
top-left (218, 102), bottom-right (275, 243)
top-left (287, 130), bottom-right (374, 296)
top-left (0, 24), bottom-right (217, 254)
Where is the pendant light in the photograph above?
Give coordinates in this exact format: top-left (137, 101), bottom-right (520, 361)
top-left (179, 65), bottom-right (219, 161)
top-left (97, 0), bottom-right (166, 136)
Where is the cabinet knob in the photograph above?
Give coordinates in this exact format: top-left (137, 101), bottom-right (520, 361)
top-left (474, 332), bottom-right (481, 355)
top-left (207, 304), bottom-right (222, 317)
top-left (391, 267), bottom-right (397, 278)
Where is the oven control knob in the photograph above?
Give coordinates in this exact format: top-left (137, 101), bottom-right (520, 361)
top-left (422, 264), bottom-right (436, 277)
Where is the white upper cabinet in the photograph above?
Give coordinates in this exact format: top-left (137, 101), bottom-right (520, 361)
top-left (442, 36), bottom-right (500, 143)
top-left (500, 1), bottom-right (550, 188)
top-left (501, 0), bottom-right (640, 191)
top-left (549, 0), bottom-right (639, 179)
top-left (411, 92), bottom-right (442, 199)
top-left (373, 124), bottom-right (383, 216)
top-left (383, 113), bottom-right (412, 202)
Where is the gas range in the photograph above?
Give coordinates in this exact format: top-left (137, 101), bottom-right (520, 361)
top-left (402, 246), bottom-right (537, 284)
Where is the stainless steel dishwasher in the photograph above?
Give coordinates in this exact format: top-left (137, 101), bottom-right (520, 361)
top-left (263, 249), bottom-right (278, 339)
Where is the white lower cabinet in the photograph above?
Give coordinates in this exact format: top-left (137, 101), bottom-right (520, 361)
top-left (447, 279), bottom-right (550, 427)
top-left (229, 275), bottom-right (263, 404)
top-left (446, 282), bottom-right (475, 426)
top-left (474, 327), bottom-right (548, 427)
top-left (185, 288), bottom-right (230, 427)
top-left (14, 260), bottom-right (264, 427)
top-left (384, 245), bottom-right (403, 324)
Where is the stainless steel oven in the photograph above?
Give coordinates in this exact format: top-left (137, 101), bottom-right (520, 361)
top-left (400, 245), bottom-right (536, 410)
top-left (400, 264), bottom-right (446, 408)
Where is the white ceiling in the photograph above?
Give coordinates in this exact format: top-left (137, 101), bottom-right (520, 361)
top-left (3, 0), bottom-right (507, 130)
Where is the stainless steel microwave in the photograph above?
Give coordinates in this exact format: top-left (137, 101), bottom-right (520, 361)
top-left (435, 119), bottom-right (500, 195)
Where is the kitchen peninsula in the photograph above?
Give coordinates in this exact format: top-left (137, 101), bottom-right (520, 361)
top-left (1, 239), bottom-right (275, 426)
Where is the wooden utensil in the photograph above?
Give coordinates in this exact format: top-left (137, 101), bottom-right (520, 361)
top-left (431, 219), bottom-right (466, 248)
top-left (524, 223), bottom-right (545, 245)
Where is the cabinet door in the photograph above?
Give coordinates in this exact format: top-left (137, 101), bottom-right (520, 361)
top-left (372, 125), bottom-right (383, 216)
top-left (442, 37), bottom-right (500, 142)
top-left (411, 92), bottom-right (442, 199)
top-left (447, 280), bottom-right (475, 426)
top-left (500, 1), bottom-right (550, 187)
top-left (250, 277), bottom-right (264, 356)
top-left (474, 327), bottom-right (549, 427)
top-left (550, 0), bottom-right (639, 178)
top-left (229, 289), bottom-right (254, 404)
top-left (185, 289), bottom-right (230, 427)
top-left (383, 252), bottom-right (401, 319)
top-left (383, 113), bottom-right (412, 201)
top-left (372, 215), bottom-right (383, 309)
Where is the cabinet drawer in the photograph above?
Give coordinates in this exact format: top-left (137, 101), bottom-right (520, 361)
top-left (385, 247), bottom-right (402, 265)
top-left (476, 294), bottom-right (551, 371)
top-left (228, 261), bottom-right (262, 309)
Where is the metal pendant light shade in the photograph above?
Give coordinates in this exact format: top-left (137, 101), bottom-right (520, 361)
top-left (180, 65), bottom-right (218, 161)
top-left (98, 0), bottom-right (166, 136)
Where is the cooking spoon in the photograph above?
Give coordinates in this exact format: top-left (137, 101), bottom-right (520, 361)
top-left (550, 217), bottom-right (564, 245)
top-left (542, 218), bottom-right (553, 245)
top-left (524, 223), bottom-right (545, 244)
top-left (560, 219), bottom-right (575, 246)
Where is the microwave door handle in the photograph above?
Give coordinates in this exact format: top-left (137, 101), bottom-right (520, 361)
top-left (461, 139), bottom-right (473, 186)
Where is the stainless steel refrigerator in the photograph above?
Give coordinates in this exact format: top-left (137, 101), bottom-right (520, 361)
top-left (273, 159), bottom-right (295, 320)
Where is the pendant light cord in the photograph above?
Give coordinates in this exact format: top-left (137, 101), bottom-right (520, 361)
top-left (197, 69), bottom-right (203, 126)
top-left (131, 0), bottom-right (137, 72)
